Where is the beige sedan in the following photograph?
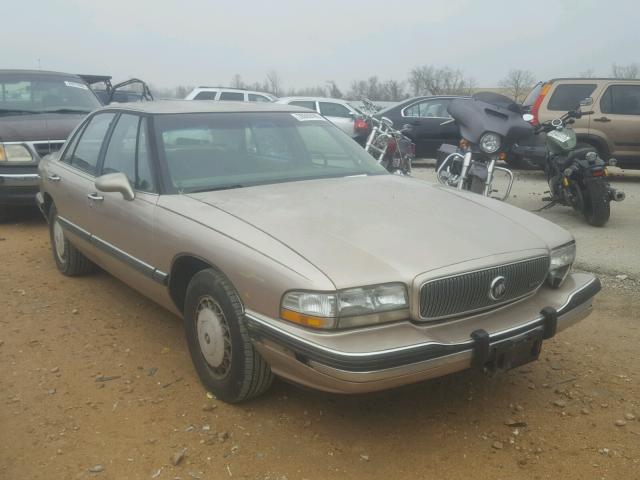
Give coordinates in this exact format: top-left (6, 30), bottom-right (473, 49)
top-left (37, 101), bottom-right (600, 403)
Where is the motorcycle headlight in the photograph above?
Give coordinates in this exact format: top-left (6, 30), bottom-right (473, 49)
top-left (479, 132), bottom-right (501, 154)
top-left (547, 242), bottom-right (576, 288)
top-left (280, 283), bottom-right (409, 330)
top-left (0, 143), bottom-right (34, 163)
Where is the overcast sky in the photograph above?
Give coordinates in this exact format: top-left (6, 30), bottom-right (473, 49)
top-left (3, 0), bottom-right (639, 91)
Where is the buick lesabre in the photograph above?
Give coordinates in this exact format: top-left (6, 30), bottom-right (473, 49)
top-left (37, 101), bottom-right (600, 403)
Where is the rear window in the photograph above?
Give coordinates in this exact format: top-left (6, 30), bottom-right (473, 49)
top-left (248, 93), bottom-right (271, 102)
top-left (522, 82), bottom-right (543, 107)
top-left (194, 91), bottom-right (218, 100)
top-left (547, 84), bottom-right (597, 111)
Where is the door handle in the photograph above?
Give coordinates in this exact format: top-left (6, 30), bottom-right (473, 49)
top-left (47, 174), bottom-right (61, 182)
top-left (593, 117), bottom-right (611, 123)
top-left (87, 192), bottom-right (104, 202)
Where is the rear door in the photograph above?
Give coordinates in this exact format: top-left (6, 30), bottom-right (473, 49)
top-left (594, 82), bottom-right (640, 159)
top-left (318, 101), bottom-right (354, 137)
top-left (401, 98), bottom-right (456, 156)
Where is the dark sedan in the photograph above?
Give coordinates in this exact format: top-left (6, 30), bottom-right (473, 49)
top-left (377, 96), bottom-right (467, 158)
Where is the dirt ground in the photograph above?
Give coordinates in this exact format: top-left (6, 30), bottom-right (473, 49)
top-left (1, 214), bottom-right (639, 480)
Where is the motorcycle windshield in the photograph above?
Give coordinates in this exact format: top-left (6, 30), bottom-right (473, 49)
top-left (448, 94), bottom-right (534, 148)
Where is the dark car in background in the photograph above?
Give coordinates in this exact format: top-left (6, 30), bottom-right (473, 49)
top-left (79, 75), bottom-right (154, 105)
top-left (0, 70), bottom-right (101, 220)
top-left (376, 96), bottom-right (466, 158)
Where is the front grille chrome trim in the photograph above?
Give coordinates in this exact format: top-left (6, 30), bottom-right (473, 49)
top-left (419, 256), bottom-right (550, 321)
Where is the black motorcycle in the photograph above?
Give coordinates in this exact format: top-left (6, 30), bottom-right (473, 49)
top-left (533, 108), bottom-right (625, 226)
top-left (437, 93), bottom-right (533, 200)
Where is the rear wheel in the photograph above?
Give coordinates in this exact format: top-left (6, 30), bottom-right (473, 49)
top-left (48, 205), bottom-right (94, 275)
top-left (183, 268), bottom-right (273, 403)
top-left (582, 180), bottom-right (610, 227)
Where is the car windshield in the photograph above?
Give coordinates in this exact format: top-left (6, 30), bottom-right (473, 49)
top-left (0, 72), bottom-right (101, 115)
top-left (154, 112), bottom-right (388, 193)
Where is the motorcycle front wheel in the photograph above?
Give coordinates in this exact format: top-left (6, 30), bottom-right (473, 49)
top-left (582, 180), bottom-right (610, 227)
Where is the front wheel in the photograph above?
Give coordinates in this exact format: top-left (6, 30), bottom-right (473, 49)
top-left (183, 269), bottom-right (273, 403)
top-left (582, 180), bottom-right (610, 226)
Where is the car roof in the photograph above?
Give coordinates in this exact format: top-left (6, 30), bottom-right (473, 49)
top-left (277, 96), bottom-right (348, 103)
top-left (549, 77), bottom-right (640, 82)
top-left (99, 100), bottom-right (310, 114)
top-left (0, 69), bottom-right (84, 78)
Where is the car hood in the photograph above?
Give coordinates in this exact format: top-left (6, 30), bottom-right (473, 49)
top-left (0, 113), bottom-right (85, 142)
top-left (188, 175), bottom-right (568, 289)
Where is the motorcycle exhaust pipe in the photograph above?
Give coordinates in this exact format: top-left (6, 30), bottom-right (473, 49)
top-left (609, 188), bottom-right (626, 202)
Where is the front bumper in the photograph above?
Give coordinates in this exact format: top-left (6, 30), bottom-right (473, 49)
top-left (0, 169), bottom-right (40, 206)
top-left (245, 273), bottom-right (600, 394)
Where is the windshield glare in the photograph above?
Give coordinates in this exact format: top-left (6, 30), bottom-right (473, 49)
top-left (154, 112), bottom-right (388, 193)
top-left (0, 73), bottom-right (101, 114)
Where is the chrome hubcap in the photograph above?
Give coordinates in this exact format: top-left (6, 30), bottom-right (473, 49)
top-left (196, 296), bottom-right (232, 377)
top-left (53, 218), bottom-right (66, 262)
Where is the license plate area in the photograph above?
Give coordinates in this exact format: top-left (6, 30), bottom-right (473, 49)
top-left (485, 327), bottom-right (544, 372)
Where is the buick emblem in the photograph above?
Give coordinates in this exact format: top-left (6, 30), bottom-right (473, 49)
top-left (489, 276), bottom-right (507, 301)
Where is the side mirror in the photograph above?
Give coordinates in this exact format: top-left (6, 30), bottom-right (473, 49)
top-left (579, 97), bottom-right (593, 107)
top-left (522, 113), bottom-right (534, 122)
top-left (95, 172), bottom-right (135, 201)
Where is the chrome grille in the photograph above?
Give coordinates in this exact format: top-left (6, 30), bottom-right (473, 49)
top-left (420, 256), bottom-right (550, 320)
top-left (31, 141), bottom-right (65, 159)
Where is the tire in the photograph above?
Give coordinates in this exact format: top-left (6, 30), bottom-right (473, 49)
top-left (183, 268), bottom-right (273, 403)
top-left (582, 180), bottom-right (610, 227)
top-left (48, 204), bottom-right (94, 275)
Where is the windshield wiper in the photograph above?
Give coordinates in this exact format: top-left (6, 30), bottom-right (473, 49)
top-left (188, 184), bottom-right (245, 193)
top-left (44, 108), bottom-right (91, 114)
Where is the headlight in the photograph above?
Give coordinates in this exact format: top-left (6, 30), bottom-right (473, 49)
top-left (0, 143), bottom-right (34, 163)
top-left (280, 283), bottom-right (409, 329)
top-left (547, 242), bottom-right (576, 287)
top-left (479, 132), bottom-right (501, 154)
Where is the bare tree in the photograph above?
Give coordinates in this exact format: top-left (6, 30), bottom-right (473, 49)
top-left (580, 69), bottom-right (596, 78)
top-left (407, 65), bottom-right (476, 96)
top-left (174, 85), bottom-right (194, 99)
top-left (326, 80), bottom-right (342, 98)
top-left (612, 63), bottom-right (640, 79)
top-left (265, 70), bottom-right (283, 96)
top-left (381, 79), bottom-right (406, 101)
top-left (499, 69), bottom-right (536, 103)
top-left (231, 74), bottom-right (244, 89)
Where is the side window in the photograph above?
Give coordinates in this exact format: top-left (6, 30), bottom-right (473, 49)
top-left (194, 91), bottom-right (218, 100)
top-left (219, 91), bottom-right (245, 101)
top-left (600, 85), bottom-right (640, 115)
top-left (68, 113), bottom-right (115, 175)
top-left (102, 114), bottom-right (156, 192)
top-left (60, 124), bottom-right (86, 164)
top-left (289, 100), bottom-right (317, 110)
top-left (547, 84), bottom-right (597, 111)
top-left (403, 99), bottom-right (451, 118)
top-left (319, 102), bottom-right (352, 118)
top-left (248, 94), bottom-right (270, 102)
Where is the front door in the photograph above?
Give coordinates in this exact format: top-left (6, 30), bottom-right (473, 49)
top-left (594, 83), bottom-right (640, 160)
top-left (85, 113), bottom-right (167, 302)
top-left (47, 112), bottom-right (116, 251)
